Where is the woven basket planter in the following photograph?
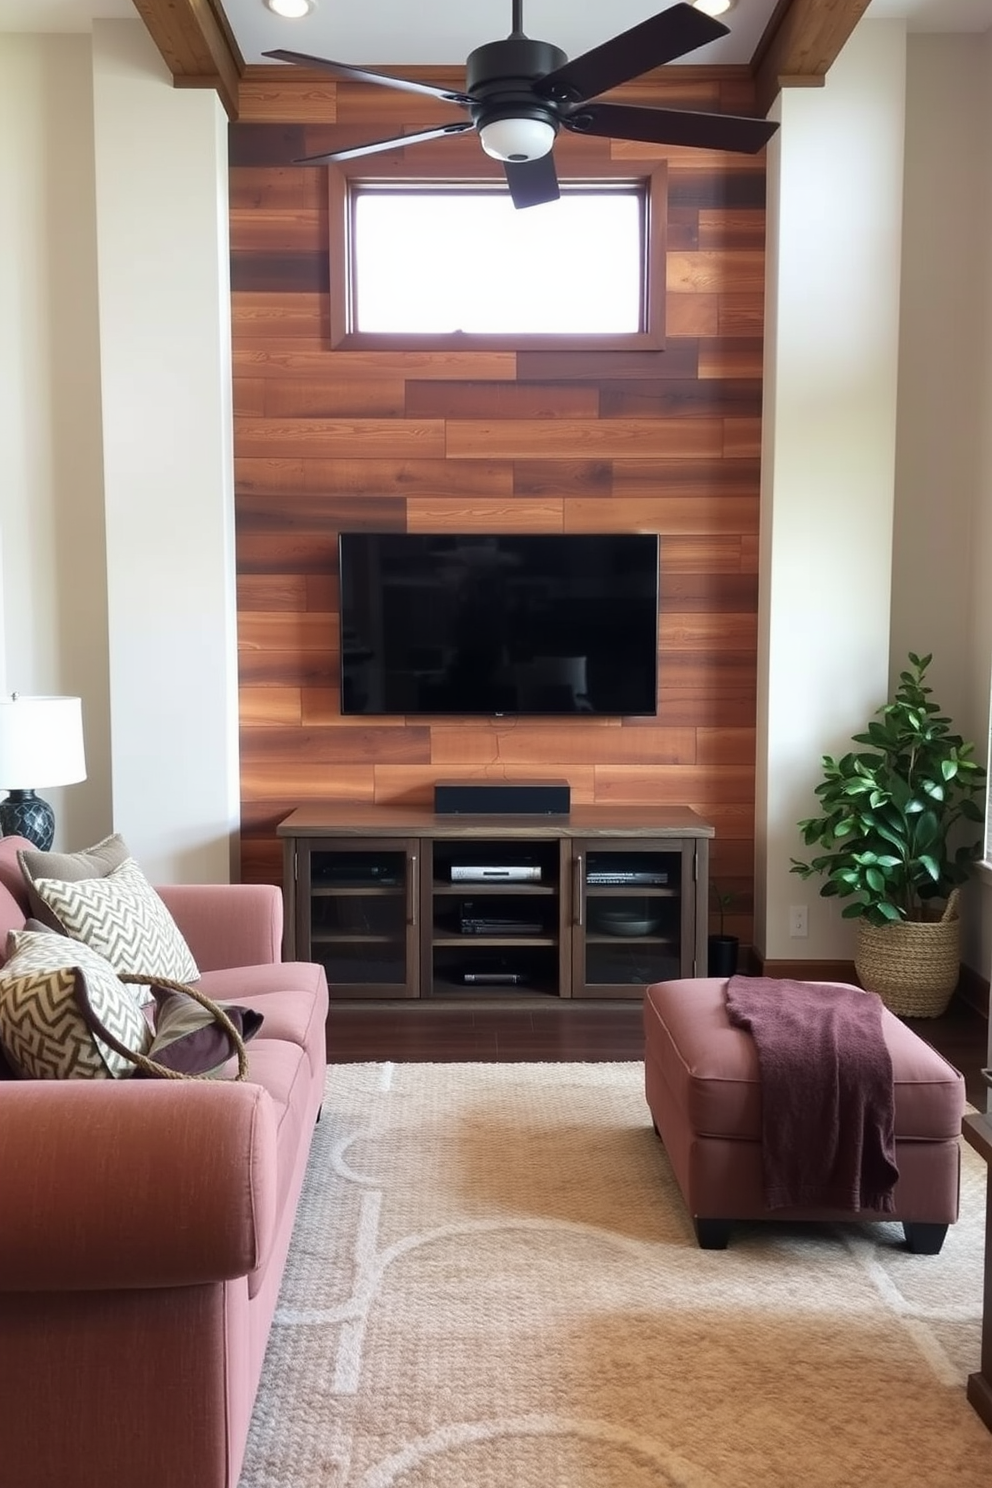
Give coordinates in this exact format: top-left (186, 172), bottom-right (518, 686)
top-left (854, 889), bottom-right (961, 1018)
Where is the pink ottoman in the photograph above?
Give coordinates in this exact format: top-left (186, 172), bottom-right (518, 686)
top-left (644, 977), bottom-right (966, 1251)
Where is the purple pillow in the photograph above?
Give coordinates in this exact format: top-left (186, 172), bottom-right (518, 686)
top-left (139, 991), bottom-right (263, 1077)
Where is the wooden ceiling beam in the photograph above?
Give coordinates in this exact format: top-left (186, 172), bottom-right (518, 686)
top-left (130, 0), bottom-right (243, 119)
top-left (753, 0), bottom-right (873, 116)
top-left (130, 0), bottom-right (874, 130)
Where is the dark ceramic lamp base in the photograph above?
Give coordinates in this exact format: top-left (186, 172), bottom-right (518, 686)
top-left (0, 790), bottom-right (55, 851)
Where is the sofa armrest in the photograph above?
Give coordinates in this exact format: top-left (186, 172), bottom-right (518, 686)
top-left (0, 1080), bottom-right (277, 1291)
top-left (156, 882), bottom-right (283, 971)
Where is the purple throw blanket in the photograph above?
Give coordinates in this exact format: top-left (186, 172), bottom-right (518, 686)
top-left (724, 975), bottom-right (899, 1212)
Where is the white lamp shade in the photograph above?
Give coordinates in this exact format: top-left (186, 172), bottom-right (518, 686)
top-left (479, 117), bottom-right (556, 163)
top-left (0, 696), bottom-right (87, 789)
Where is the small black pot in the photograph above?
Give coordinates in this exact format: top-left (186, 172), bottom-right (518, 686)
top-left (707, 934), bottom-right (740, 977)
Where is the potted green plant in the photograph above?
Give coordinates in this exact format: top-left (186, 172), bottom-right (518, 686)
top-left (790, 652), bottom-right (986, 1016)
top-left (707, 883), bottom-right (739, 977)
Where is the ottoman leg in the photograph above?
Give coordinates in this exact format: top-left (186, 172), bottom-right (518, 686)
top-left (903, 1222), bottom-right (948, 1255)
top-left (694, 1218), bottom-right (731, 1250)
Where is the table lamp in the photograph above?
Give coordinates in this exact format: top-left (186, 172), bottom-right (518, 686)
top-left (0, 694), bottom-right (87, 850)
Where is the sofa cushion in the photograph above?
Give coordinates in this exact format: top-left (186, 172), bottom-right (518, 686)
top-left (199, 962), bottom-right (328, 1082)
top-left (17, 832), bottom-right (130, 929)
top-left (0, 928), bottom-right (151, 1079)
top-left (28, 857), bottom-right (199, 987)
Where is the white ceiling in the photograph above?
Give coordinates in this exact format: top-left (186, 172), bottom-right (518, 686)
top-left (1, 0), bottom-right (991, 68)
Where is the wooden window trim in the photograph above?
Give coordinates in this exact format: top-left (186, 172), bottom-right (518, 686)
top-left (327, 160), bottom-right (667, 353)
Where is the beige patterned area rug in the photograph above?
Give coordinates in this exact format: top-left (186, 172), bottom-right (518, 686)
top-left (239, 1062), bottom-right (992, 1488)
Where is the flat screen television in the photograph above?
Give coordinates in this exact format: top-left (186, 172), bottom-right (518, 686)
top-left (339, 532), bottom-right (660, 717)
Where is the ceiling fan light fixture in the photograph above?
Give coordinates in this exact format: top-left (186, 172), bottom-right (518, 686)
top-left (264, 0), bottom-right (315, 18)
top-left (479, 116), bottom-right (556, 163)
top-left (691, 0), bottom-right (734, 16)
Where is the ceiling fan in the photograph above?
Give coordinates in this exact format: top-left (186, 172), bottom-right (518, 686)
top-left (264, 1), bottom-right (779, 209)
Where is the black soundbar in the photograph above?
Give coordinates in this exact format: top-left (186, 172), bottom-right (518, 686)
top-left (434, 780), bottom-right (570, 816)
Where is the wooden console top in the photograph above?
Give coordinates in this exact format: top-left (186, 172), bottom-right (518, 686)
top-left (278, 802), bottom-right (715, 840)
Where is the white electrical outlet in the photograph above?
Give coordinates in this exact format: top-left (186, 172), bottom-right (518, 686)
top-left (789, 904), bottom-right (808, 938)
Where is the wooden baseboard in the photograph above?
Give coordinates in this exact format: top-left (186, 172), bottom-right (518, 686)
top-left (967, 1373), bottom-right (992, 1434)
top-left (957, 963), bottom-right (990, 1019)
top-left (750, 950), bottom-right (989, 1021)
top-left (751, 954), bottom-right (856, 983)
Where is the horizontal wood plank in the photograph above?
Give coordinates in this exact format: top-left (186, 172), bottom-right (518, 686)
top-left (263, 377), bottom-right (407, 418)
top-left (446, 418), bottom-right (725, 460)
top-left (240, 763), bottom-right (376, 800)
top-left (430, 725), bottom-right (698, 767)
top-left (233, 344), bottom-right (517, 379)
top-left (406, 498), bottom-right (564, 531)
top-left (231, 291), bottom-right (327, 336)
top-left (599, 379), bottom-right (762, 419)
top-left (239, 612), bottom-right (336, 652)
top-left (237, 574), bottom-right (308, 610)
top-left (237, 417), bottom-right (446, 458)
top-left (239, 687), bottom-right (303, 726)
top-left (229, 207), bottom-right (325, 253)
top-left (405, 382), bottom-right (599, 420)
top-left (566, 496), bottom-right (759, 535)
top-left (229, 166), bottom-right (320, 210)
top-left (240, 724), bottom-right (431, 764)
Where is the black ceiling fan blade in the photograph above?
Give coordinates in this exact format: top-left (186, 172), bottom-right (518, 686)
top-left (535, 3), bottom-right (728, 108)
top-left (264, 49), bottom-right (471, 105)
top-left (504, 154), bottom-right (560, 209)
top-left (294, 122), bottom-right (475, 166)
top-left (565, 102), bottom-right (778, 155)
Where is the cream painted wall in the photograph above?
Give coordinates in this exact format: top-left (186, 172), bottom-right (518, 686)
top-left (0, 22), bottom-right (239, 883)
top-left (0, 34), bottom-right (111, 850)
top-left (757, 20), bottom-right (908, 963)
top-left (90, 21), bottom-right (240, 883)
top-left (891, 32), bottom-right (992, 986)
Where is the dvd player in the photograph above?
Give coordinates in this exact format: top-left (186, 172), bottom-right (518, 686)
top-left (463, 972), bottom-right (525, 986)
top-left (586, 871), bottom-right (668, 886)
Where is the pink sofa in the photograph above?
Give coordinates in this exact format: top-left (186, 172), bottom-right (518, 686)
top-left (0, 835), bottom-right (329, 1488)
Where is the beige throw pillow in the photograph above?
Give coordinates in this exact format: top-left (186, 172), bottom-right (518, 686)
top-left (18, 832), bottom-right (131, 930)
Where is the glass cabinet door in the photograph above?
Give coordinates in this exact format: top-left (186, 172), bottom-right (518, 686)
top-left (571, 840), bottom-right (695, 997)
top-left (297, 839), bottom-right (419, 998)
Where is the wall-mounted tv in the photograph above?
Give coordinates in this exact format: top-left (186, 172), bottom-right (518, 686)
top-left (339, 532), bottom-right (660, 717)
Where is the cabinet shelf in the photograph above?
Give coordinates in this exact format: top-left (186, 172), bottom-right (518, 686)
top-left (585, 886), bottom-right (676, 898)
top-left (312, 884), bottom-right (403, 897)
top-left (433, 935), bottom-right (558, 949)
top-left (433, 881), bottom-right (556, 895)
top-left (584, 933), bottom-right (677, 946)
top-left (311, 932), bottom-right (402, 946)
top-left (279, 804), bottom-right (712, 1001)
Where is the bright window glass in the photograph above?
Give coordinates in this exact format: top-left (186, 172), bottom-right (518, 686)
top-left (352, 188), bottom-right (644, 335)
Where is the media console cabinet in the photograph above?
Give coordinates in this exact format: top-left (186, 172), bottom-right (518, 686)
top-left (278, 803), bottom-right (714, 1001)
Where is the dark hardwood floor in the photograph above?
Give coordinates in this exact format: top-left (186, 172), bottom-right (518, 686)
top-left (328, 994), bottom-right (990, 1108)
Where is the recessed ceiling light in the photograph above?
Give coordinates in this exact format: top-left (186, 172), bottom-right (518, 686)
top-left (693, 0), bottom-right (735, 15)
top-left (264, 0), bottom-right (315, 18)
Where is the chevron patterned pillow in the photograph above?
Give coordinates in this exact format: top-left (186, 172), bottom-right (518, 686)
top-left (30, 858), bottom-right (199, 987)
top-left (0, 929), bottom-right (151, 1079)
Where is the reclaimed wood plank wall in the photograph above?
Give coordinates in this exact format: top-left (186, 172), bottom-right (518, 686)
top-left (230, 65), bottom-right (763, 949)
